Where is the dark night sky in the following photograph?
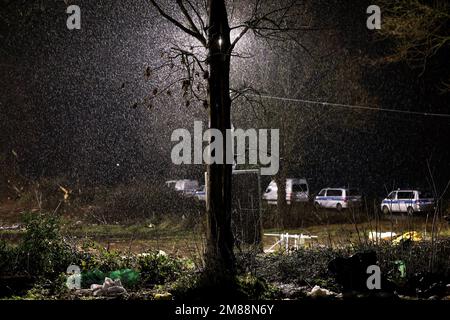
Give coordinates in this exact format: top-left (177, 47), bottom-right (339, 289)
top-left (1, 0), bottom-right (450, 195)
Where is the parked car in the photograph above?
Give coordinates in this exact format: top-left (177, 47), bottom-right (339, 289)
top-left (173, 179), bottom-right (199, 196)
top-left (381, 189), bottom-right (435, 215)
top-left (194, 185), bottom-right (206, 201)
top-left (262, 178), bottom-right (309, 204)
top-left (314, 188), bottom-right (362, 211)
top-left (165, 180), bottom-right (177, 188)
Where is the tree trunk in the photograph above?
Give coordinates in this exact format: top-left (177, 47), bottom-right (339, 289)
top-left (204, 0), bottom-right (236, 281)
top-left (276, 132), bottom-right (288, 229)
top-left (275, 173), bottom-right (287, 229)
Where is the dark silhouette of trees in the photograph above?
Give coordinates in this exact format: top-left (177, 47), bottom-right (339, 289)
top-left (377, 0), bottom-right (450, 92)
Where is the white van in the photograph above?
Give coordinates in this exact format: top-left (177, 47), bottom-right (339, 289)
top-left (381, 189), bottom-right (435, 215)
top-left (173, 179), bottom-right (199, 196)
top-left (262, 178), bottom-right (309, 204)
top-left (314, 188), bottom-right (362, 211)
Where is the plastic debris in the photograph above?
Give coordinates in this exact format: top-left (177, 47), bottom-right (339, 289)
top-left (394, 260), bottom-right (407, 278)
top-left (0, 224), bottom-right (21, 231)
top-left (109, 269), bottom-right (140, 287)
top-left (91, 277), bottom-right (127, 296)
top-left (154, 292), bottom-right (173, 300)
top-left (392, 231), bottom-right (422, 245)
top-left (368, 231), bottom-right (396, 241)
top-left (137, 250), bottom-right (166, 258)
top-left (307, 285), bottom-right (337, 298)
top-left (82, 269), bottom-right (106, 288)
top-left (82, 269), bottom-right (140, 289)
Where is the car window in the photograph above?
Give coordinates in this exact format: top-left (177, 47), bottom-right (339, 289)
top-left (387, 192), bottom-right (396, 200)
top-left (292, 183), bottom-right (307, 192)
top-left (318, 189), bottom-right (326, 196)
top-left (397, 191), bottom-right (414, 199)
top-left (327, 189), bottom-right (342, 197)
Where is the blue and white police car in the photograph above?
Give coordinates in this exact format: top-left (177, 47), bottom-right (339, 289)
top-left (314, 188), bottom-right (362, 211)
top-left (380, 189), bottom-right (435, 215)
top-left (194, 185), bottom-right (206, 201)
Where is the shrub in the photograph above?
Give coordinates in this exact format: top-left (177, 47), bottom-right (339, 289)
top-left (0, 240), bottom-right (16, 275)
top-left (253, 248), bottom-right (343, 291)
top-left (16, 212), bottom-right (78, 278)
top-left (137, 252), bottom-right (184, 286)
top-left (237, 274), bottom-right (280, 300)
top-left (78, 244), bottom-right (126, 274)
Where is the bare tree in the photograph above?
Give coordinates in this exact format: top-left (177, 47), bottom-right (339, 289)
top-left (148, 0), bottom-right (313, 283)
top-left (377, 0), bottom-right (450, 92)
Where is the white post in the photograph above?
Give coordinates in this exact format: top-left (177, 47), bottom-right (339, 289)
top-left (285, 233), bottom-right (289, 252)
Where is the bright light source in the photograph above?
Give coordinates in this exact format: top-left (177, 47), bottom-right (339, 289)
top-left (218, 37), bottom-right (223, 48)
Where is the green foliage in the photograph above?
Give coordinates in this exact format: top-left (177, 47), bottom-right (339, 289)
top-left (167, 272), bottom-right (200, 299)
top-left (16, 212), bottom-right (76, 278)
top-left (0, 213), bottom-right (79, 298)
top-left (137, 252), bottom-right (183, 286)
top-left (77, 247), bottom-right (184, 289)
top-left (78, 245), bottom-right (125, 273)
top-left (0, 240), bottom-right (16, 274)
top-left (254, 248), bottom-right (342, 291)
top-left (365, 240), bottom-right (450, 285)
top-left (237, 274), bottom-right (280, 300)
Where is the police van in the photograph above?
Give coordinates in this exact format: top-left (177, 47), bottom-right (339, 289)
top-left (314, 188), bottom-right (362, 211)
top-left (381, 189), bottom-right (435, 215)
top-left (263, 178), bottom-right (309, 204)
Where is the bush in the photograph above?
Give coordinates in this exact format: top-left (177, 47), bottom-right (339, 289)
top-left (368, 240), bottom-right (450, 286)
top-left (78, 244), bottom-right (126, 273)
top-left (137, 252), bottom-right (184, 286)
top-left (76, 246), bottom-right (186, 289)
top-left (252, 240), bottom-right (450, 295)
top-left (253, 247), bottom-right (343, 291)
top-left (0, 212), bottom-right (79, 297)
top-left (16, 212), bottom-right (78, 278)
top-left (0, 240), bottom-right (16, 274)
top-left (237, 274), bottom-right (280, 300)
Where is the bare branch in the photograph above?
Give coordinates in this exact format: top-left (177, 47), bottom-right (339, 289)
top-left (148, 0), bottom-right (207, 46)
top-left (176, 0), bottom-right (204, 41)
top-left (229, 0), bottom-right (314, 55)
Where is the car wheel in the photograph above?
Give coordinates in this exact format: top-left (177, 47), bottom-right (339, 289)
top-left (336, 203), bottom-right (342, 212)
top-left (382, 206), bottom-right (390, 215)
top-left (407, 206), bottom-right (414, 215)
top-left (314, 202), bottom-right (320, 209)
